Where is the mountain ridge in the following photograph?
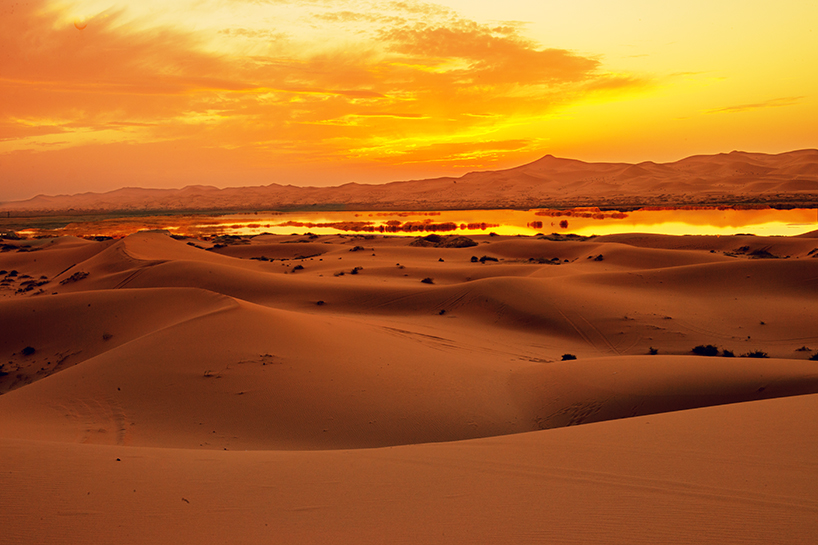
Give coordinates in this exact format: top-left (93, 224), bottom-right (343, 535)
top-left (3, 149), bottom-right (818, 214)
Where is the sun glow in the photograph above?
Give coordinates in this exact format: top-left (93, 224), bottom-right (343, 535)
top-left (1, 0), bottom-right (817, 200)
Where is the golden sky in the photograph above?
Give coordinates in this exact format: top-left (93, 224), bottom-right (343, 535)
top-left (1, 0), bottom-right (816, 200)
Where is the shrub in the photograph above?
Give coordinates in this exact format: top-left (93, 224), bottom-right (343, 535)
top-left (420, 277), bottom-right (434, 284)
top-left (742, 350), bottom-right (769, 358)
top-left (692, 344), bottom-right (719, 357)
top-left (561, 353), bottom-right (577, 361)
top-left (810, 353), bottom-right (818, 361)
top-left (648, 347), bottom-right (658, 355)
top-left (59, 271), bottom-right (89, 284)
top-left (721, 349), bottom-right (735, 357)
top-left (21, 346), bottom-right (35, 356)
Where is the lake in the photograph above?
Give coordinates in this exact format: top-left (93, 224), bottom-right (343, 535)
top-left (190, 207), bottom-right (818, 238)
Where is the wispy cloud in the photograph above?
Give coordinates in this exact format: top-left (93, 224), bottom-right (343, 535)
top-left (706, 96), bottom-right (805, 114)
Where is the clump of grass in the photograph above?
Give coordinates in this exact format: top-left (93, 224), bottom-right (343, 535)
top-left (742, 350), bottom-right (769, 358)
top-left (692, 344), bottom-right (719, 357)
top-left (561, 353), bottom-right (577, 361)
top-left (59, 271), bottom-right (88, 284)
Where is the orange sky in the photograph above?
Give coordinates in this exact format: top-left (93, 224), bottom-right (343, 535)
top-left (1, 0), bottom-right (817, 201)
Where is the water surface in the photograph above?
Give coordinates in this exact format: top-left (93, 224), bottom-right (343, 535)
top-left (195, 207), bottom-right (818, 238)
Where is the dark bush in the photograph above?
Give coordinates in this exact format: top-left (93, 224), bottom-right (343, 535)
top-left (21, 346), bottom-right (35, 356)
top-left (809, 353), bottom-right (818, 361)
top-left (420, 277), bottom-right (434, 284)
top-left (60, 271), bottom-right (89, 284)
top-left (742, 350), bottom-right (769, 358)
top-left (692, 344), bottom-right (719, 357)
top-left (648, 347), bottom-right (658, 355)
top-left (721, 349), bottom-right (735, 357)
top-left (441, 237), bottom-right (477, 248)
top-left (561, 353), bottom-right (577, 361)
top-left (292, 264), bottom-right (304, 271)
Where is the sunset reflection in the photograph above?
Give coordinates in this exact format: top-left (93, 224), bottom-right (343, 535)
top-left (202, 207), bottom-right (817, 238)
top-left (9, 207), bottom-right (817, 239)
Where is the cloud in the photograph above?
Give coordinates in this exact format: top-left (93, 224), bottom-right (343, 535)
top-left (382, 138), bottom-right (539, 165)
top-left (706, 96), bottom-right (805, 114)
top-left (380, 20), bottom-right (599, 85)
top-left (0, 0), bottom-right (649, 189)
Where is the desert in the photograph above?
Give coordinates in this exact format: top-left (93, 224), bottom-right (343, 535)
top-left (4, 0), bottom-right (818, 541)
top-left (1, 221), bottom-right (818, 543)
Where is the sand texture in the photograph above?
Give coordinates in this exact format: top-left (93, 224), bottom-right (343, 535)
top-left (2, 230), bottom-right (818, 543)
top-left (3, 149), bottom-right (818, 213)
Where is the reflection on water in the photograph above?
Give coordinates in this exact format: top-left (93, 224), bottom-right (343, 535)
top-left (198, 207), bottom-right (818, 238)
top-left (12, 206), bottom-right (817, 238)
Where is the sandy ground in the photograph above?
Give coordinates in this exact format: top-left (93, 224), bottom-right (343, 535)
top-left (1, 230), bottom-right (818, 543)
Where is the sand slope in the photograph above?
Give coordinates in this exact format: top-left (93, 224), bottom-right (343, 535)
top-left (2, 394), bottom-right (818, 544)
top-left (2, 230), bottom-right (818, 542)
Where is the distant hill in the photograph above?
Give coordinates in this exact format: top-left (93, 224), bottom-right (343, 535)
top-left (3, 149), bottom-right (818, 214)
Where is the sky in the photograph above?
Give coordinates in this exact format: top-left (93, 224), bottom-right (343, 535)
top-left (1, 0), bottom-right (816, 201)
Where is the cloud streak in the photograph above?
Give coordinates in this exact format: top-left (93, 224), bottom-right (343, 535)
top-left (706, 96), bottom-right (805, 115)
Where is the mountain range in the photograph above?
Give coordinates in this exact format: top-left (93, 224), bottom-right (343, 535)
top-left (3, 149), bottom-right (818, 214)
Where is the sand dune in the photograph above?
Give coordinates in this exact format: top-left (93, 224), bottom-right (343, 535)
top-left (2, 230), bottom-right (818, 542)
top-left (3, 149), bottom-right (817, 213)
